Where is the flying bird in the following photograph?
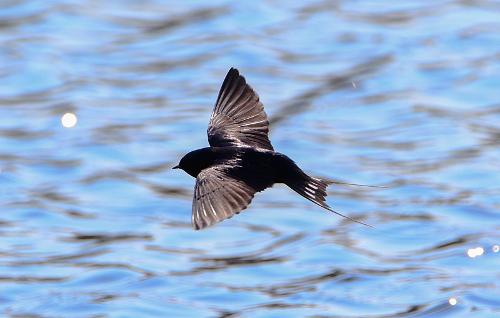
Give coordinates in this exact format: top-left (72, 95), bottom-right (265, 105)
top-left (173, 68), bottom-right (369, 230)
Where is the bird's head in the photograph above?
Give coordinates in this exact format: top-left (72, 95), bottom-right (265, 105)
top-left (172, 155), bottom-right (188, 172)
top-left (173, 149), bottom-right (207, 177)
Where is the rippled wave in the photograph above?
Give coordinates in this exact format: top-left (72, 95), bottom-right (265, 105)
top-left (0, 1), bottom-right (499, 317)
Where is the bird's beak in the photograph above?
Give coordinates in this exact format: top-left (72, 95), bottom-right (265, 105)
top-left (172, 165), bottom-right (180, 170)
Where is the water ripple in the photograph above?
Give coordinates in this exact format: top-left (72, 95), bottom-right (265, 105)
top-left (1, 0), bottom-right (499, 317)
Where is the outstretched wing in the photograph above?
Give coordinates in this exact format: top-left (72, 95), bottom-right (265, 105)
top-left (207, 68), bottom-right (274, 151)
top-left (192, 165), bottom-right (256, 230)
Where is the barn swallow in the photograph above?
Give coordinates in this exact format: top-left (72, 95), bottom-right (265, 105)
top-left (174, 68), bottom-right (369, 230)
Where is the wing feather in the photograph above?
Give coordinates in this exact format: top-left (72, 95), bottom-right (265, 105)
top-left (207, 68), bottom-right (274, 150)
top-left (192, 166), bottom-right (256, 230)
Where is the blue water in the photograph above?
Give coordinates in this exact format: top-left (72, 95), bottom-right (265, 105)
top-left (1, 1), bottom-right (499, 317)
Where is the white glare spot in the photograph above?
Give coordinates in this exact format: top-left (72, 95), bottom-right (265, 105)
top-left (352, 81), bottom-right (357, 88)
top-left (493, 245), bottom-right (499, 253)
top-left (448, 297), bottom-right (457, 306)
top-left (61, 113), bottom-right (77, 128)
top-left (467, 247), bottom-right (484, 258)
top-left (466, 249), bottom-right (475, 258)
top-left (475, 247), bottom-right (484, 256)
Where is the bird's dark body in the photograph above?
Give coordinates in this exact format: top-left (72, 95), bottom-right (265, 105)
top-left (174, 67), bottom-right (367, 229)
top-left (180, 146), bottom-right (301, 192)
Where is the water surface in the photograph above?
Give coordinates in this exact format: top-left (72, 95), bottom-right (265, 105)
top-left (0, 1), bottom-right (499, 317)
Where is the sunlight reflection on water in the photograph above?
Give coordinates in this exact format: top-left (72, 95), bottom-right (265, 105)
top-left (61, 113), bottom-right (78, 128)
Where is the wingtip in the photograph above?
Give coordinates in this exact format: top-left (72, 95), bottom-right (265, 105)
top-left (193, 221), bottom-right (208, 230)
top-left (228, 67), bottom-right (240, 77)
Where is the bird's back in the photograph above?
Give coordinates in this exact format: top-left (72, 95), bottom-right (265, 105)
top-left (210, 146), bottom-right (277, 192)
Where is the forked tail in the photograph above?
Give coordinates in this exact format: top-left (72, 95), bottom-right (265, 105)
top-left (286, 172), bottom-right (372, 227)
